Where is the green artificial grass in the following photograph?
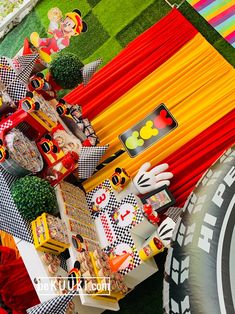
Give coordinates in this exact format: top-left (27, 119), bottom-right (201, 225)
top-left (93, 0), bottom-right (155, 36)
top-left (213, 38), bottom-right (235, 67)
top-left (179, 2), bottom-right (221, 45)
top-left (0, 0), bottom-right (234, 68)
top-left (179, 1), bottom-right (235, 66)
top-left (84, 37), bottom-right (123, 66)
top-left (0, 11), bottom-right (47, 58)
top-left (63, 11), bottom-right (110, 61)
top-left (87, 0), bottom-right (102, 8)
top-left (116, 0), bottom-right (170, 47)
top-left (35, 0), bottom-right (91, 30)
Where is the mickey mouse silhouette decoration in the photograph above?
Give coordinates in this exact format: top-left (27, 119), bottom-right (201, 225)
top-left (119, 104), bottom-right (178, 157)
top-left (30, 8), bottom-right (88, 63)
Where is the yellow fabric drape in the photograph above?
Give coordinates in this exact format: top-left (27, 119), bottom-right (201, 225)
top-left (84, 34), bottom-right (235, 191)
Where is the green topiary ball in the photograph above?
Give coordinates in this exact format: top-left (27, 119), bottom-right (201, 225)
top-left (11, 176), bottom-right (58, 221)
top-left (49, 53), bottom-right (84, 89)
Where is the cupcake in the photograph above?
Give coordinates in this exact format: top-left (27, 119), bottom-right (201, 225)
top-left (41, 252), bottom-right (54, 265)
top-left (93, 249), bottom-right (102, 260)
top-left (48, 263), bottom-right (59, 275)
top-left (95, 259), bottom-right (103, 269)
top-left (83, 270), bottom-right (91, 277)
top-left (98, 268), bottom-right (105, 277)
top-left (52, 256), bottom-right (61, 267)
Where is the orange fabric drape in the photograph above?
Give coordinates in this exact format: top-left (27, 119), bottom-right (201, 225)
top-left (0, 231), bottom-right (20, 258)
top-left (65, 9), bottom-right (197, 120)
top-left (84, 33), bottom-right (235, 191)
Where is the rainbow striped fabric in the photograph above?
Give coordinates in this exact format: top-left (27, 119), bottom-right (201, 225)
top-left (187, 0), bottom-right (235, 47)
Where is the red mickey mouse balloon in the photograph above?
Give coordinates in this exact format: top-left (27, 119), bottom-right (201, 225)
top-left (154, 109), bottom-right (173, 129)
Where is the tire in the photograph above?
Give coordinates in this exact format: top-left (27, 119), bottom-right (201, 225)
top-left (163, 146), bottom-right (235, 314)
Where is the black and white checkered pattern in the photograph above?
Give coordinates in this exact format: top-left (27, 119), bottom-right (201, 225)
top-left (86, 179), bottom-right (119, 219)
top-left (107, 194), bottom-right (144, 239)
top-left (0, 57), bottom-right (27, 102)
top-left (0, 167), bottom-right (33, 242)
top-left (26, 291), bottom-right (76, 314)
top-left (82, 59), bottom-right (102, 86)
top-left (12, 54), bottom-right (39, 84)
top-left (59, 255), bottom-right (68, 272)
top-left (0, 119), bottom-right (13, 132)
top-left (78, 145), bottom-right (108, 179)
top-left (103, 233), bottom-right (141, 276)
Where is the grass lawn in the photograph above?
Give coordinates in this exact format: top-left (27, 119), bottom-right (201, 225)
top-left (92, 0), bottom-right (155, 36)
top-left (0, 0), bottom-right (234, 67)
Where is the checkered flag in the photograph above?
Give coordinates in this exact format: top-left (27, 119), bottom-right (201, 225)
top-left (78, 145), bottom-right (109, 179)
top-left (82, 58), bottom-right (102, 85)
top-left (12, 53), bottom-right (39, 84)
top-left (0, 167), bottom-right (33, 242)
top-left (26, 291), bottom-right (76, 314)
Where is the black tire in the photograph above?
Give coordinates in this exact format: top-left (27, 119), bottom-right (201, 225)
top-left (5, 150), bottom-right (9, 160)
top-left (36, 72), bottom-right (44, 78)
top-left (74, 261), bottom-right (81, 270)
top-left (76, 234), bottom-right (84, 243)
top-left (34, 102), bottom-right (40, 110)
top-left (26, 91), bottom-right (34, 98)
top-left (44, 134), bottom-right (52, 140)
top-left (52, 145), bottom-right (58, 153)
top-left (163, 146), bottom-right (235, 314)
top-left (59, 98), bottom-right (66, 104)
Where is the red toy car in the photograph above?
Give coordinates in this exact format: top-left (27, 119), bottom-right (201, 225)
top-left (56, 99), bottom-right (70, 116)
top-left (19, 91), bottom-right (40, 112)
top-left (40, 134), bottom-right (58, 154)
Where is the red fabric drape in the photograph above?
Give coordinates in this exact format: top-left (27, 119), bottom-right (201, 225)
top-left (65, 9), bottom-right (198, 120)
top-left (162, 109), bottom-right (235, 207)
top-left (0, 246), bottom-right (40, 313)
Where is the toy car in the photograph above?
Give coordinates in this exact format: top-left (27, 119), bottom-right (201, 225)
top-left (143, 204), bottom-right (160, 225)
top-left (110, 167), bottom-right (130, 192)
top-left (72, 234), bottom-right (88, 252)
top-left (40, 134), bottom-right (58, 154)
top-left (29, 72), bottom-right (45, 90)
top-left (20, 91), bottom-right (40, 112)
top-left (68, 261), bottom-right (84, 290)
top-left (56, 99), bottom-right (70, 116)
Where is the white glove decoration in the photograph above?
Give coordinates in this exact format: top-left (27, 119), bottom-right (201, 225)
top-left (132, 162), bottom-right (173, 195)
top-left (157, 217), bottom-right (176, 248)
